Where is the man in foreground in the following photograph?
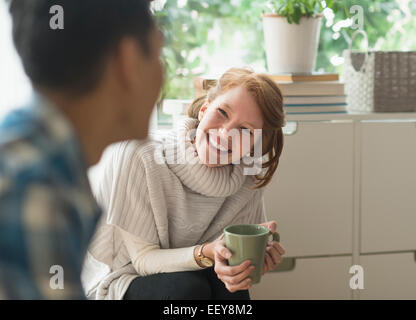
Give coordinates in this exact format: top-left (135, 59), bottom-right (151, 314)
top-left (0, 0), bottom-right (163, 299)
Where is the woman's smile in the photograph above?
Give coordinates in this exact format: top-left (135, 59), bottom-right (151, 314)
top-left (206, 132), bottom-right (232, 154)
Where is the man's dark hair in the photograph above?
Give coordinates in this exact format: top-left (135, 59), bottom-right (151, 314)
top-left (8, 0), bottom-right (155, 95)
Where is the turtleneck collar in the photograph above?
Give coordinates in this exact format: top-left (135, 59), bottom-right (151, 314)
top-left (162, 117), bottom-right (247, 197)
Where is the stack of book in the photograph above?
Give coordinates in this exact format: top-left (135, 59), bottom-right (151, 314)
top-left (193, 72), bottom-right (347, 115)
top-left (268, 73), bottom-right (346, 114)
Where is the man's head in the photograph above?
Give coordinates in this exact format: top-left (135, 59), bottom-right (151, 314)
top-left (8, 0), bottom-right (163, 140)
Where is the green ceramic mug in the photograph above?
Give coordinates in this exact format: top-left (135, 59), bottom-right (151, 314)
top-left (224, 224), bottom-right (280, 284)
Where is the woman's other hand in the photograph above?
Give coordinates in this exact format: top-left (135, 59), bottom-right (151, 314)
top-left (259, 221), bottom-right (286, 275)
top-left (211, 238), bottom-right (254, 293)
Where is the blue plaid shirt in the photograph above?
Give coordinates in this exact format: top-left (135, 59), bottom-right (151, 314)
top-left (0, 94), bottom-right (101, 299)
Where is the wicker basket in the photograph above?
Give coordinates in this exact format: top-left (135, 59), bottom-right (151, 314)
top-left (343, 30), bottom-right (416, 113)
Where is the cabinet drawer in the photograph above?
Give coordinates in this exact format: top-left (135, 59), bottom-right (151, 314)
top-left (250, 256), bottom-right (352, 299)
top-left (264, 121), bottom-right (354, 257)
top-left (359, 252), bottom-right (416, 299)
top-left (361, 122), bottom-right (416, 253)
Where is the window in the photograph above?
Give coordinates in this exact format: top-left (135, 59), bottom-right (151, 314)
top-left (0, 1), bottom-right (32, 122)
top-left (153, 0), bottom-right (416, 101)
top-left (152, 0), bottom-right (416, 126)
top-left (1, 1), bottom-right (415, 126)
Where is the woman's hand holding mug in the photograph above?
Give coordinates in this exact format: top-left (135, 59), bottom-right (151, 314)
top-left (207, 221), bottom-right (286, 293)
top-left (212, 238), bottom-right (254, 293)
top-left (259, 221), bottom-right (286, 275)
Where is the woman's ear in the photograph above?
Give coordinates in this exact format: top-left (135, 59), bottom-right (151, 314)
top-left (198, 103), bottom-right (208, 121)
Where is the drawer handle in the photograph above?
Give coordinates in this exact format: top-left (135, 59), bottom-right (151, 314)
top-left (271, 257), bottom-right (296, 272)
top-left (282, 121), bottom-right (298, 136)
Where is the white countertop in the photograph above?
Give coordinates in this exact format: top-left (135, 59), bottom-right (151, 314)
top-left (162, 99), bottom-right (416, 122)
top-left (286, 112), bottom-right (416, 122)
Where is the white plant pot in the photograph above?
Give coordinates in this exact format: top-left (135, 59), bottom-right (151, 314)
top-left (262, 14), bottom-right (322, 74)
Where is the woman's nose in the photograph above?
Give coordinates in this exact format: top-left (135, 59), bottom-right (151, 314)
top-left (218, 127), bottom-right (229, 138)
top-left (218, 126), bottom-right (239, 142)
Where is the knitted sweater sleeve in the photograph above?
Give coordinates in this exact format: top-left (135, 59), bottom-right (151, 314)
top-left (116, 226), bottom-right (203, 276)
top-left (98, 140), bottom-right (159, 244)
top-left (96, 140), bottom-right (202, 275)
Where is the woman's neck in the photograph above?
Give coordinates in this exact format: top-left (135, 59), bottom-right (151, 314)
top-left (163, 117), bottom-right (247, 197)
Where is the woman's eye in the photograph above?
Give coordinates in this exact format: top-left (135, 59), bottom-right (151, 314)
top-left (218, 108), bottom-right (228, 118)
top-left (241, 127), bottom-right (253, 135)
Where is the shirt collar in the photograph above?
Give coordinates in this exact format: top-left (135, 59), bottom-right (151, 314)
top-left (31, 91), bottom-right (90, 172)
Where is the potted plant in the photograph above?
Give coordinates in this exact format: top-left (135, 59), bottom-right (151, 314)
top-left (262, 0), bottom-right (346, 74)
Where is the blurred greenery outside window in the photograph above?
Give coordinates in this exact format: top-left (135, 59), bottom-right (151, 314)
top-left (152, 0), bottom-right (416, 126)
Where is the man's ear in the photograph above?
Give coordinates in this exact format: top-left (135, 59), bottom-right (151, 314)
top-left (198, 103), bottom-right (208, 121)
top-left (114, 37), bottom-right (143, 92)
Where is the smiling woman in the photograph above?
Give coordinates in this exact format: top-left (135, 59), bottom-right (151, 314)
top-left (193, 86), bottom-right (263, 168)
top-left (187, 67), bottom-right (285, 188)
top-left (83, 67), bottom-right (286, 300)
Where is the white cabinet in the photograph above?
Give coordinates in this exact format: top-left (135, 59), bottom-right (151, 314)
top-left (250, 256), bottom-right (353, 300)
top-left (359, 252), bottom-right (416, 299)
top-left (261, 115), bottom-right (416, 300)
top-left (361, 121), bottom-right (416, 253)
top-left (264, 121), bottom-right (354, 257)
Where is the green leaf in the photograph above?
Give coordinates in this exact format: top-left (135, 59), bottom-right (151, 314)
top-left (306, 0), bottom-right (314, 11)
top-left (293, 5), bottom-right (302, 24)
top-left (287, 0), bottom-right (294, 15)
top-left (299, 2), bottom-right (307, 15)
top-left (277, 3), bottom-right (286, 14)
top-left (332, 2), bottom-right (339, 14)
top-left (343, 3), bottom-right (350, 18)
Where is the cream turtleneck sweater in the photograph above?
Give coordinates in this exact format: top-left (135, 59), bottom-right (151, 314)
top-left (81, 118), bottom-right (267, 300)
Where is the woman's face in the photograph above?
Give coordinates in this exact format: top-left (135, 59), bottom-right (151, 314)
top-left (194, 86), bottom-right (264, 167)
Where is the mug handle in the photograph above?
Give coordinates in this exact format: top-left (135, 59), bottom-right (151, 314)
top-left (269, 232), bottom-right (280, 243)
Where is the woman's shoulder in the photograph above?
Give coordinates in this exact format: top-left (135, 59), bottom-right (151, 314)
top-left (92, 139), bottom-right (161, 183)
top-left (110, 137), bottom-right (164, 165)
